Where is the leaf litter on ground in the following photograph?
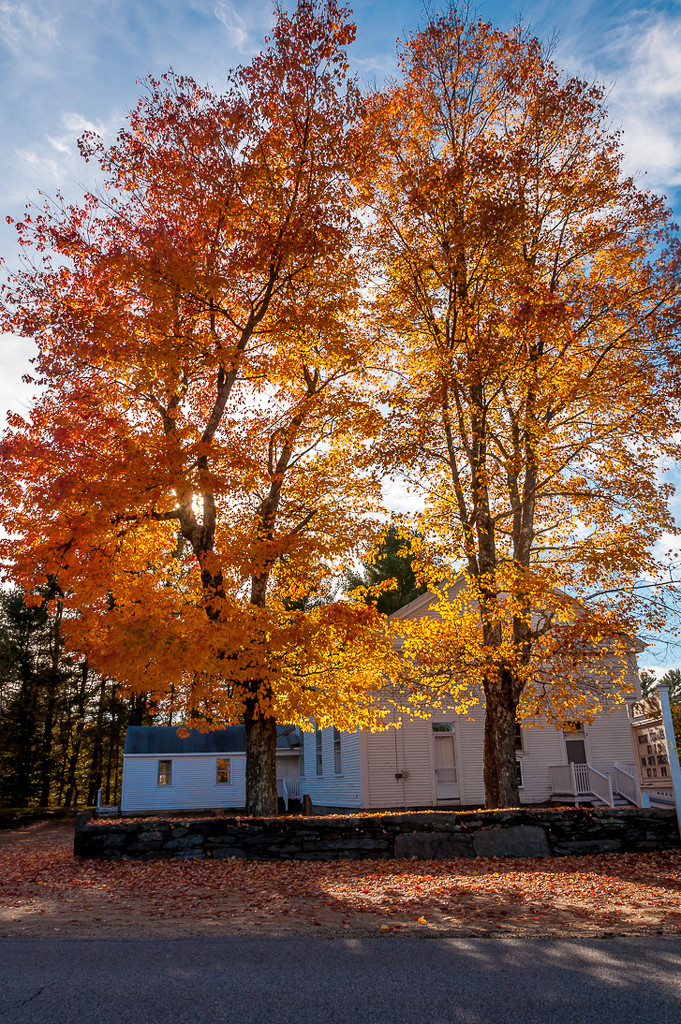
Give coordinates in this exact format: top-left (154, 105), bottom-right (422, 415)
top-left (1, 823), bottom-right (680, 937)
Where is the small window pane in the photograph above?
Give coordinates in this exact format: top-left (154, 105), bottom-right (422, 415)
top-left (315, 725), bottom-right (323, 776)
top-left (216, 757), bottom-right (230, 784)
top-left (333, 727), bottom-right (342, 774)
top-left (514, 723), bottom-right (523, 751)
top-left (432, 722), bottom-right (454, 733)
top-left (158, 759), bottom-right (172, 786)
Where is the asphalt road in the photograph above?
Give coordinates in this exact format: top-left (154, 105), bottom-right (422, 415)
top-left (2, 936), bottom-right (681, 1024)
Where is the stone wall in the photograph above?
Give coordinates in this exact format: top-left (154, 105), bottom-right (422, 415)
top-left (74, 806), bottom-right (680, 861)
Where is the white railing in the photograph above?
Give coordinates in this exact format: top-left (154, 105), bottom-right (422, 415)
top-left (549, 764), bottom-right (575, 794)
top-left (613, 762), bottom-right (640, 806)
top-left (278, 777), bottom-right (301, 810)
top-left (573, 763), bottom-right (591, 795)
top-left (286, 778), bottom-right (301, 800)
top-left (549, 764), bottom-right (613, 805)
top-left (587, 765), bottom-right (614, 807)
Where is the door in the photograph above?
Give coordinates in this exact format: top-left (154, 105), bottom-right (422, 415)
top-left (564, 725), bottom-right (588, 795)
top-left (564, 723), bottom-right (587, 764)
top-left (432, 723), bottom-right (460, 801)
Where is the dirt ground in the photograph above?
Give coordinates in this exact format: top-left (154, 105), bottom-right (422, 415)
top-left (1, 819), bottom-right (681, 939)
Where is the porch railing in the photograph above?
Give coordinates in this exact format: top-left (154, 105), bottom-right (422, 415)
top-left (549, 764), bottom-right (575, 795)
top-left (549, 764), bottom-right (614, 806)
top-left (613, 762), bottom-right (639, 806)
top-left (586, 765), bottom-right (614, 807)
top-left (278, 777), bottom-right (301, 810)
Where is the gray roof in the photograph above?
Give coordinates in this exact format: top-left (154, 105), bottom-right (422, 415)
top-left (123, 724), bottom-right (301, 756)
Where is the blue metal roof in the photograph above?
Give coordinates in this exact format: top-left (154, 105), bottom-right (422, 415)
top-left (123, 724), bottom-right (301, 755)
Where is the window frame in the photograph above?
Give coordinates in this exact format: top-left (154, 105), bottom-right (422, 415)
top-left (215, 757), bottom-right (231, 785)
top-left (333, 727), bottom-right (343, 775)
top-left (315, 724), bottom-right (323, 776)
top-left (157, 759), bottom-right (172, 786)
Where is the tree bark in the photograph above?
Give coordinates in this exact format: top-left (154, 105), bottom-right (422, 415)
top-left (86, 676), bottom-right (107, 805)
top-left (482, 669), bottom-right (520, 808)
top-left (244, 705), bottom-right (278, 816)
top-left (64, 660), bottom-right (89, 807)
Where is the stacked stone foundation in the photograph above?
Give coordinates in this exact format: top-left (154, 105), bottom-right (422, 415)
top-left (75, 806), bottom-right (679, 861)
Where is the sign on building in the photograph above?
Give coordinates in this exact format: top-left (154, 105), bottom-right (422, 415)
top-left (629, 693), bottom-right (674, 791)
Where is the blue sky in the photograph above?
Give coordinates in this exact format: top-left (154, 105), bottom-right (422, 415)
top-left (1, 0), bottom-right (681, 664)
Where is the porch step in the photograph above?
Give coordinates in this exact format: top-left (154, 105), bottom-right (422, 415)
top-left (591, 794), bottom-right (636, 809)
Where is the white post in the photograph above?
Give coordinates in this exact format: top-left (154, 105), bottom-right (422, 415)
top-left (653, 682), bottom-right (681, 834)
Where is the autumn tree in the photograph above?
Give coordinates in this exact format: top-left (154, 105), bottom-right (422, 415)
top-left (0, 0), bottom-right (397, 815)
top-left (365, 7), bottom-right (681, 807)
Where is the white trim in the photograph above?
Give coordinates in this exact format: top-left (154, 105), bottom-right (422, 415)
top-left (124, 751), bottom-right (244, 759)
top-left (333, 726), bottom-right (343, 776)
top-left (562, 723), bottom-right (592, 765)
top-left (359, 730), bottom-right (370, 806)
top-left (157, 759), bottom-right (173, 787)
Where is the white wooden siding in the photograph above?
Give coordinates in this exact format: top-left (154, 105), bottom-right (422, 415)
top-left (356, 703), bottom-right (638, 810)
top-left (364, 720), bottom-right (435, 808)
top-left (121, 753), bottom-right (247, 813)
top-left (513, 720), bottom-right (564, 805)
top-left (298, 727), bottom-right (363, 808)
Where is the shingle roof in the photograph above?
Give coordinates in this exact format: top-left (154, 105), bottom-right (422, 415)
top-left (123, 724), bottom-right (301, 755)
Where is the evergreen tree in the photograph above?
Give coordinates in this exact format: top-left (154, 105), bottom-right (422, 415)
top-left (346, 526), bottom-right (427, 616)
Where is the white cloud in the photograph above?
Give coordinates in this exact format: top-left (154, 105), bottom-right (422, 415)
top-left (0, 0), bottom-right (60, 59)
top-left (0, 333), bottom-right (40, 433)
top-left (555, 8), bottom-right (681, 193)
top-left (213, 1), bottom-right (254, 54)
top-left (610, 15), bottom-right (681, 188)
top-left (46, 113), bottom-right (108, 157)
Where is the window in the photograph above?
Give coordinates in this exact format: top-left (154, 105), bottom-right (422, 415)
top-left (432, 722), bottom-right (454, 733)
top-left (157, 759), bottom-right (172, 786)
top-left (563, 721), bottom-right (583, 734)
top-left (333, 727), bottom-right (343, 775)
top-left (514, 723), bottom-right (525, 787)
top-left (216, 757), bottom-right (231, 784)
top-left (315, 724), bottom-right (323, 776)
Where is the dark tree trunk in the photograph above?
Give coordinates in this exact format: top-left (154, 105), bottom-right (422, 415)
top-left (15, 684), bottom-right (38, 807)
top-left (64, 661), bottom-right (88, 807)
top-left (87, 676), bottom-right (107, 805)
top-left (104, 686), bottom-right (118, 804)
top-left (39, 674), bottom-right (59, 806)
top-left (482, 669), bottom-right (520, 809)
top-left (244, 706), bottom-right (278, 816)
top-left (39, 598), bottom-right (64, 806)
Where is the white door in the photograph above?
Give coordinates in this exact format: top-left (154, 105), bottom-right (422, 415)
top-left (564, 724), bottom-right (588, 764)
top-left (433, 723), bottom-right (460, 801)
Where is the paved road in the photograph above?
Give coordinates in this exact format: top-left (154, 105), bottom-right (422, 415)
top-left (2, 936), bottom-right (681, 1023)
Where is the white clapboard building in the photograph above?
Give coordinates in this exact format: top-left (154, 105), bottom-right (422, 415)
top-left (120, 724), bottom-right (303, 815)
top-left (119, 586), bottom-right (651, 815)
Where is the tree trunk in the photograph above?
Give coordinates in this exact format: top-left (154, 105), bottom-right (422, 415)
top-left (244, 707), bottom-right (278, 816)
top-left (38, 680), bottom-right (58, 806)
top-left (14, 678), bottom-right (39, 806)
top-left (64, 661), bottom-right (88, 807)
top-left (482, 670), bottom-right (520, 809)
top-left (87, 676), bottom-right (107, 805)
